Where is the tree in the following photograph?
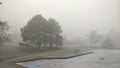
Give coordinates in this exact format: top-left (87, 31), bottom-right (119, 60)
top-left (102, 37), bottom-right (114, 49)
top-left (47, 18), bottom-right (63, 47)
top-left (0, 1), bottom-right (10, 46)
top-left (21, 15), bottom-right (63, 47)
top-left (0, 21), bottom-right (9, 46)
top-left (87, 30), bottom-right (103, 48)
top-left (0, 0), bottom-right (2, 5)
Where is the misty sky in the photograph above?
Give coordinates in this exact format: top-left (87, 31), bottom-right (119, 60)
top-left (0, 0), bottom-right (120, 39)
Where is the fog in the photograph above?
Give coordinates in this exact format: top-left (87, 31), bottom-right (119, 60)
top-left (0, 0), bottom-right (120, 41)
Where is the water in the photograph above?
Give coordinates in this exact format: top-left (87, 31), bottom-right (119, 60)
top-left (17, 49), bottom-right (120, 68)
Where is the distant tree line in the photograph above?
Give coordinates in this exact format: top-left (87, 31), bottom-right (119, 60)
top-left (20, 15), bottom-right (63, 47)
top-left (87, 30), bottom-right (114, 49)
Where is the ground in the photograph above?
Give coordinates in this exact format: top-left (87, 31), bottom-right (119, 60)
top-left (0, 43), bottom-right (61, 62)
top-left (19, 49), bottom-right (120, 68)
top-left (2, 43), bottom-right (117, 68)
top-left (0, 43), bottom-right (92, 68)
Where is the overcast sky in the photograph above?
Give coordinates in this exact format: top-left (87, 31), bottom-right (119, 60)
top-left (0, 0), bottom-right (120, 39)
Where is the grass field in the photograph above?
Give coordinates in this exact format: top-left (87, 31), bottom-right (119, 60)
top-left (0, 42), bottom-right (62, 62)
top-left (0, 42), bottom-right (93, 68)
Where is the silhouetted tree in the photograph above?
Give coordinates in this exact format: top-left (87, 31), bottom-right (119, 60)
top-left (0, 21), bottom-right (9, 46)
top-left (87, 30), bottom-right (103, 47)
top-left (0, 1), bottom-right (10, 46)
top-left (0, 0), bottom-right (2, 5)
top-left (0, 2), bottom-right (1, 5)
top-left (102, 37), bottom-right (114, 49)
top-left (21, 15), bottom-right (63, 47)
top-left (47, 18), bottom-right (63, 47)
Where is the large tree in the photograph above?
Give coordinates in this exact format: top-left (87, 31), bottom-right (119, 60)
top-left (0, 21), bottom-right (9, 46)
top-left (0, 2), bottom-right (1, 5)
top-left (47, 18), bottom-right (63, 46)
top-left (0, 1), bottom-right (10, 46)
top-left (0, 0), bottom-right (2, 5)
top-left (21, 15), bottom-right (63, 47)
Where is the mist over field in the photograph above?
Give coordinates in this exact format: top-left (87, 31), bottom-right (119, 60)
top-left (0, 0), bottom-right (120, 48)
top-left (0, 1), bottom-right (120, 68)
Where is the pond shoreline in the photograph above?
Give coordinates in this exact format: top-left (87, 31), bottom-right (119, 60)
top-left (0, 47), bottom-right (92, 68)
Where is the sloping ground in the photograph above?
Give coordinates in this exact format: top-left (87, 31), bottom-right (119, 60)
top-left (0, 47), bottom-right (92, 68)
top-left (3, 48), bottom-right (92, 63)
top-left (0, 45), bottom-right (61, 62)
top-left (18, 49), bottom-right (120, 68)
top-left (0, 48), bottom-right (62, 68)
top-left (0, 62), bottom-right (26, 68)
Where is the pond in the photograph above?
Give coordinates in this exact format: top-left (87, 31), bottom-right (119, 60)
top-left (17, 49), bottom-right (120, 68)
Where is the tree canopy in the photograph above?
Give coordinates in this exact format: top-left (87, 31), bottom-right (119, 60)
top-left (0, 21), bottom-right (9, 46)
top-left (21, 15), bottom-right (63, 47)
top-left (0, 0), bottom-right (2, 5)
